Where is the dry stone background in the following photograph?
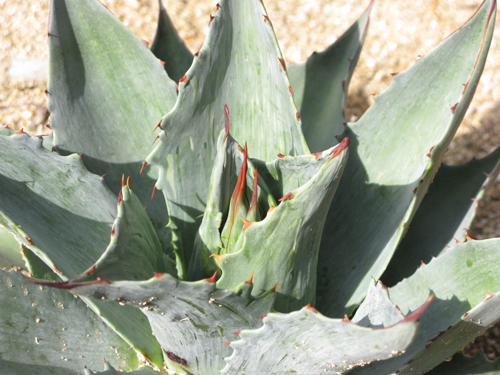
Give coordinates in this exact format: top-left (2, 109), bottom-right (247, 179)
top-left (1, 0), bottom-right (500, 264)
top-left (2, 0), bottom-right (500, 369)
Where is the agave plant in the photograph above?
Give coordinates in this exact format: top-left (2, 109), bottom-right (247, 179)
top-left (2, 0), bottom-right (500, 373)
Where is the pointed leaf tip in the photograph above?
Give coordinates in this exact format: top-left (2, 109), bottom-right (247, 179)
top-left (279, 192), bottom-right (293, 202)
top-left (305, 304), bottom-right (318, 313)
top-left (206, 270), bottom-right (218, 283)
top-left (209, 254), bottom-right (224, 262)
top-left (27, 276), bottom-right (113, 290)
top-left (240, 217), bottom-right (253, 230)
top-left (328, 137), bottom-right (350, 159)
top-left (245, 272), bottom-right (254, 284)
top-left (140, 161), bottom-right (147, 174)
top-left (271, 282), bottom-right (279, 292)
top-left (153, 119), bottom-right (162, 132)
top-left (224, 143), bottom-right (249, 248)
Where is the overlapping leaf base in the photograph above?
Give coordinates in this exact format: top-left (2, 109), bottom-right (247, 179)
top-left (1, 0), bottom-right (500, 373)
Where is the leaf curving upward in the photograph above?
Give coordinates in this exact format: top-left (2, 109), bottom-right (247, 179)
top-left (48, 0), bottom-right (177, 257)
top-left (383, 146), bottom-right (500, 286)
top-left (40, 274), bottom-right (276, 375)
top-left (222, 293), bottom-right (431, 375)
top-left (217, 139), bottom-right (350, 312)
top-left (147, 0), bottom-right (309, 275)
top-left (0, 269), bottom-right (139, 375)
top-left (316, 0), bottom-right (497, 316)
top-left (288, 0), bottom-right (373, 152)
top-left (353, 238), bottom-right (500, 375)
top-left (150, 0), bottom-right (194, 82)
top-left (0, 134), bottom-right (163, 367)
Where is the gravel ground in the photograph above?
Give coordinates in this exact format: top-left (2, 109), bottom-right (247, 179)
top-left (1, 0), bottom-right (500, 369)
top-left (2, 0), bottom-right (500, 238)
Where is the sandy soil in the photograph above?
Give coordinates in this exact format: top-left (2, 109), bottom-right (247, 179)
top-left (2, 0), bottom-right (500, 370)
top-left (2, 0), bottom-right (500, 239)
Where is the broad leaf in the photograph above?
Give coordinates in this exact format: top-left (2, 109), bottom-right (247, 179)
top-left (186, 130), bottom-right (270, 279)
top-left (316, 0), bottom-right (497, 316)
top-left (0, 134), bottom-right (116, 276)
top-left (72, 184), bottom-right (176, 283)
top-left (383, 146), bottom-right (500, 286)
top-left (252, 150), bottom-right (338, 200)
top-left (0, 134), bottom-right (163, 366)
top-left (147, 0), bottom-right (309, 275)
top-left (217, 139), bottom-right (350, 312)
top-left (288, 0), bottom-right (373, 152)
top-left (351, 238), bottom-right (500, 375)
top-left (44, 274), bottom-right (275, 375)
top-left (0, 269), bottom-right (138, 375)
top-left (48, 0), bottom-right (177, 255)
top-left (221, 296), bottom-right (430, 375)
top-left (150, 0), bottom-right (194, 82)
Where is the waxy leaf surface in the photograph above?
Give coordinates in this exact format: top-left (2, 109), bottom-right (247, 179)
top-left (48, 0), bottom-right (177, 255)
top-left (352, 238), bottom-right (500, 375)
top-left (56, 274), bottom-right (275, 375)
top-left (288, 0), bottom-right (373, 152)
top-left (383, 146), bottom-right (500, 286)
top-left (218, 142), bottom-right (349, 312)
top-left (0, 269), bottom-right (138, 375)
top-left (0, 134), bottom-right (116, 276)
top-left (150, 0), bottom-right (194, 82)
top-left (222, 299), bottom-right (428, 375)
top-left (147, 0), bottom-right (308, 274)
top-left (0, 134), bottom-right (163, 366)
top-left (351, 279), bottom-right (404, 328)
top-left (73, 185), bottom-right (175, 282)
top-left (316, 0), bottom-right (497, 316)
